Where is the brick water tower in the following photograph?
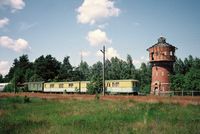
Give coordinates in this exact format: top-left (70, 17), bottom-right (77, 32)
top-left (147, 37), bottom-right (177, 95)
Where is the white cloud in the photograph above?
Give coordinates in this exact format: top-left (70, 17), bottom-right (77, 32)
top-left (97, 47), bottom-right (120, 59)
top-left (0, 18), bottom-right (9, 28)
top-left (80, 51), bottom-right (91, 57)
top-left (77, 0), bottom-right (120, 24)
top-left (0, 36), bottom-right (30, 52)
top-left (132, 56), bottom-right (149, 68)
top-left (0, 60), bottom-right (10, 76)
top-left (0, 0), bottom-right (25, 12)
top-left (86, 29), bottom-right (112, 46)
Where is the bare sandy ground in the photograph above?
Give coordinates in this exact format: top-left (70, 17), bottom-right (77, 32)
top-left (0, 92), bottom-right (200, 106)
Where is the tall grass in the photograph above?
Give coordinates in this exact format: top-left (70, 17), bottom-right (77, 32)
top-left (0, 97), bottom-right (199, 134)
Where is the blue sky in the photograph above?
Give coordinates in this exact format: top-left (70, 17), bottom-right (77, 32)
top-left (0, 0), bottom-right (200, 76)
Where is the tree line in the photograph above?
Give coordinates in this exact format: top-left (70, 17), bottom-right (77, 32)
top-left (0, 54), bottom-right (199, 93)
top-left (0, 54), bottom-right (151, 93)
top-left (171, 55), bottom-right (200, 91)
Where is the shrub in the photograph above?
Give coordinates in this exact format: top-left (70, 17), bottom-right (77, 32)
top-left (3, 84), bottom-right (14, 92)
top-left (24, 96), bottom-right (31, 103)
top-left (75, 87), bottom-right (80, 93)
top-left (86, 82), bottom-right (96, 94)
top-left (95, 93), bottom-right (100, 100)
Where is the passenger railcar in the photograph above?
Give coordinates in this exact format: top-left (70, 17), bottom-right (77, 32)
top-left (27, 79), bottom-right (140, 94)
top-left (0, 83), bottom-right (9, 92)
top-left (28, 82), bottom-right (44, 92)
top-left (105, 79), bottom-right (139, 94)
top-left (44, 81), bottom-right (81, 93)
top-left (80, 81), bottom-right (90, 93)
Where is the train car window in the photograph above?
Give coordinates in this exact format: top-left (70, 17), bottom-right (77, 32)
top-left (135, 82), bottom-right (138, 87)
top-left (50, 84), bottom-right (54, 88)
top-left (132, 82), bottom-right (135, 87)
top-left (116, 82), bottom-right (119, 87)
top-left (59, 84), bottom-right (63, 88)
top-left (69, 83), bottom-right (73, 88)
top-left (112, 82), bottom-right (119, 87)
top-left (112, 82), bottom-right (115, 87)
top-left (107, 82), bottom-right (110, 87)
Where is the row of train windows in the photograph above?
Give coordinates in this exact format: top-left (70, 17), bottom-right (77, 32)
top-left (107, 82), bottom-right (119, 87)
top-left (32, 84), bottom-right (41, 88)
top-left (48, 83), bottom-right (74, 88)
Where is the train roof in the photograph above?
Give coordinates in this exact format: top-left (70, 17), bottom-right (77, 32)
top-left (43, 80), bottom-right (139, 84)
top-left (105, 79), bottom-right (139, 82)
top-left (44, 81), bottom-right (90, 84)
top-left (27, 81), bottom-right (44, 84)
top-left (0, 83), bottom-right (9, 85)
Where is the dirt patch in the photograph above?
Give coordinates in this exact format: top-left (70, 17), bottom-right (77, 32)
top-left (0, 93), bottom-right (199, 106)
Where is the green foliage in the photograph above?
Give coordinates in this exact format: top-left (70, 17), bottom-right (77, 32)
top-left (29, 74), bottom-right (43, 82)
top-left (136, 62), bottom-right (151, 92)
top-left (24, 96), bottom-right (31, 103)
top-left (86, 61), bottom-right (103, 94)
top-left (95, 93), bottom-right (100, 100)
top-left (25, 68), bottom-right (34, 82)
top-left (0, 97), bottom-right (199, 134)
top-left (75, 87), bottom-right (80, 93)
top-left (3, 84), bottom-right (14, 92)
top-left (4, 53), bottom-right (199, 94)
top-left (78, 61), bottom-right (90, 81)
top-left (170, 74), bottom-right (185, 91)
top-left (34, 55), bottom-right (61, 81)
top-left (86, 82), bottom-right (98, 94)
top-left (57, 56), bottom-right (73, 81)
top-left (140, 84), bottom-right (151, 94)
top-left (0, 74), bottom-right (3, 82)
top-left (184, 68), bottom-right (200, 91)
top-left (171, 55), bottom-right (200, 91)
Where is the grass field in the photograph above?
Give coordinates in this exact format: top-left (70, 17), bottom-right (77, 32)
top-left (0, 96), bottom-right (199, 134)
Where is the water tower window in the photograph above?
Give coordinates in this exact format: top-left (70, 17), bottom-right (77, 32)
top-left (170, 51), bottom-right (173, 56)
top-left (162, 72), bottom-right (164, 76)
top-left (151, 52), bottom-right (154, 60)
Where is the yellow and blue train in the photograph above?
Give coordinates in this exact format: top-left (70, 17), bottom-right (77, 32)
top-left (27, 79), bottom-right (139, 94)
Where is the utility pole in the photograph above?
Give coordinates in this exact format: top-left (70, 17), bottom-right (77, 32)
top-left (100, 45), bottom-right (105, 96)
